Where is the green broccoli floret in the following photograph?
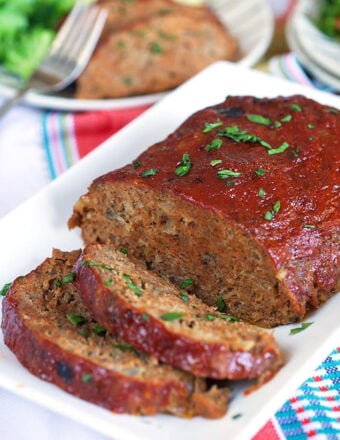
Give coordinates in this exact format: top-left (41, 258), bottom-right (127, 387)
top-left (0, 0), bottom-right (75, 79)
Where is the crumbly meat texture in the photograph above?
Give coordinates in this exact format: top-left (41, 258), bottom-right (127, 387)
top-left (68, 95), bottom-right (340, 328)
top-left (1, 249), bottom-right (230, 418)
top-left (75, 1), bottom-right (238, 99)
top-left (74, 243), bottom-right (283, 380)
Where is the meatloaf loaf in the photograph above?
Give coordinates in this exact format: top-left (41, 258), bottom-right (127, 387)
top-left (1, 249), bottom-right (230, 418)
top-left (75, 0), bottom-right (237, 99)
top-left (74, 243), bottom-right (283, 380)
top-left (69, 95), bottom-right (340, 328)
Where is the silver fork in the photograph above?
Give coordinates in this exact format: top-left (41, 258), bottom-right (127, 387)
top-left (0, 1), bottom-right (106, 117)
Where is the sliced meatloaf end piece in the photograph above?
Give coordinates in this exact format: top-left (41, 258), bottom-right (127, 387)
top-left (1, 249), bottom-right (230, 418)
top-left (68, 95), bottom-right (340, 328)
top-left (75, 5), bottom-right (237, 99)
top-left (74, 243), bottom-right (283, 381)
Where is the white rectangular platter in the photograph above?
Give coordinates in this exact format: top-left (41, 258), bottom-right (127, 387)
top-left (0, 61), bottom-right (339, 440)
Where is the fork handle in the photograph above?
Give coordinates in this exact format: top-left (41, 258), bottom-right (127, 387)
top-left (0, 85), bottom-right (31, 118)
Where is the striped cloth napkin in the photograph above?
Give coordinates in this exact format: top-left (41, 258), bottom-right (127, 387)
top-left (0, 56), bottom-right (339, 439)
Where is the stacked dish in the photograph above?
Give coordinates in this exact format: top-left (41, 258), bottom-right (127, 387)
top-left (286, 0), bottom-right (340, 90)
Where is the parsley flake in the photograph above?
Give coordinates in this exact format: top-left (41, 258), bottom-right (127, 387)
top-left (202, 120), bottom-right (223, 133)
top-left (268, 141), bottom-right (290, 155)
top-left (176, 153), bottom-right (192, 177)
top-left (205, 138), bottom-right (223, 151)
top-left (180, 279), bottom-right (194, 290)
top-left (254, 168), bottom-right (266, 176)
top-left (290, 322), bottom-right (313, 335)
top-left (246, 114), bottom-right (271, 126)
top-left (0, 282), bottom-right (11, 296)
top-left (281, 114), bottom-right (292, 123)
top-left (82, 374), bottom-right (93, 383)
top-left (210, 159), bottom-right (222, 167)
top-left (160, 312), bottom-right (185, 321)
top-left (123, 274), bottom-right (142, 297)
top-left (217, 169), bottom-right (242, 179)
top-left (291, 104), bottom-right (302, 112)
top-left (141, 168), bottom-right (157, 177)
top-left (258, 187), bottom-right (266, 197)
top-left (66, 313), bottom-right (85, 326)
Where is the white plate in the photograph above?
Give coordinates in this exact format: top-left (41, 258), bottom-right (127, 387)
top-left (0, 61), bottom-right (339, 440)
top-left (286, 0), bottom-right (340, 90)
top-left (0, 0), bottom-right (274, 111)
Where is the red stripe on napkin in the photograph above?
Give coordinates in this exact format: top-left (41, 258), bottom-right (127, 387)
top-left (73, 105), bottom-right (151, 158)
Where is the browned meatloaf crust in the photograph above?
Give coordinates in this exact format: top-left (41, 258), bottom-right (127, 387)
top-left (74, 243), bottom-right (283, 380)
top-left (1, 249), bottom-right (230, 418)
top-left (75, 0), bottom-right (237, 99)
top-left (68, 95), bottom-right (340, 328)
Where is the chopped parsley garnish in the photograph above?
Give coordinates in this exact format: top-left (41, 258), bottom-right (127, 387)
top-left (281, 114), bottom-right (292, 123)
top-left (132, 160), bottom-right (142, 168)
top-left (205, 138), bottom-right (223, 151)
top-left (254, 168), bottom-right (266, 176)
top-left (307, 123), bottom-right (315, 129)
top-left (274, 121), bottom-right (282, 127)
top-left (205, 314), bottom-right (215, 321)
top-left (120, 248), bottom-right (128, 255)
top-left (258, 187), bottom-right (266, 197)
top-left (104, 279), bottom-right (113, 287)
top-left (291, 103), bottom-right (302, 112)
top-left (176, 153), bottom-right (192, 176)
top-left (81, 260), bottom-right (113, 271)
top-left (218, 313), bottom-right (239, 322)
top-left (226, 180), bottom-right (236, 186)
top-left (112, 343), bottom-right (139, 354)
top-left (66, 313), bottom-right (85, 326)
top-left (54, 272), bottom-right (75, 288)
top-left (264, 200), bottom-right (281, 221)
top-left (216, 297), bottom-right (225, 312)
top-left (142, 313), bottom-right (149, 321)
top-left (232, 413), bottom-right (243, 420)
top-left (268, 141), bottom-right (290, 155)
top-left (217, 169), bottom-right (242, 179)
top-left (180, 279), bottom-right (194, 290)
top-left (179, 291), bottom-right (189, 302)
top-left (151, 41), bottom-right (163, 54)
top-left (292, 146), bottom-right (300, 158)
top-left (246, 114), bottom-right (271, 126)
top-left (93, 324), bottom-right (106, 335)
top-left (202, 120), bottom-right (223, 133)
top-left (141, 168), bottom-right (157, 177)
top-left (123, 274), bottom-right (142, 297)
top-left (82, 374), bottom-right (93, 383)
top-left (210, 159), bottom-right (222, 167)
top-left (0, 282), bottom-right (11, 296)
top-left (290, 322), bottom-right (313, 335)
top-left (160, 311), bottom-right (185, 321)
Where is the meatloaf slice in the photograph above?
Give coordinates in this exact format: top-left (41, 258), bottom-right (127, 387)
top-left (75, 3), bottom-right (237, 99)
top-left (68, 95), bottom-right (340, 327)
top-left (74, 243), bottom-right (283, 380)
top-left (1, 249), bottom-right (230, 418)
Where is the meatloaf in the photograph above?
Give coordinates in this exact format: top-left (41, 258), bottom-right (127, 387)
top-left (75, 0), bottom-right (237, 99)
top-left (74, 243), bottom-right (283, 380)
top-left (68, 95), bottom-right (340, 328)
top-left (1, 249), bottom-right (230, 418)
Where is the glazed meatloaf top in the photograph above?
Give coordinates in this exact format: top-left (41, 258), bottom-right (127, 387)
top-left (69, 95), bottom-right (339, 326)
top-left (1, 249), bottom-right (230, 418)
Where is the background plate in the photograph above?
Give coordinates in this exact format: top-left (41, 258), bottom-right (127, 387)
top-left (0, 61), bottom-right (339, 440)
top-left (0, 0), bottom-right (274, 111)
